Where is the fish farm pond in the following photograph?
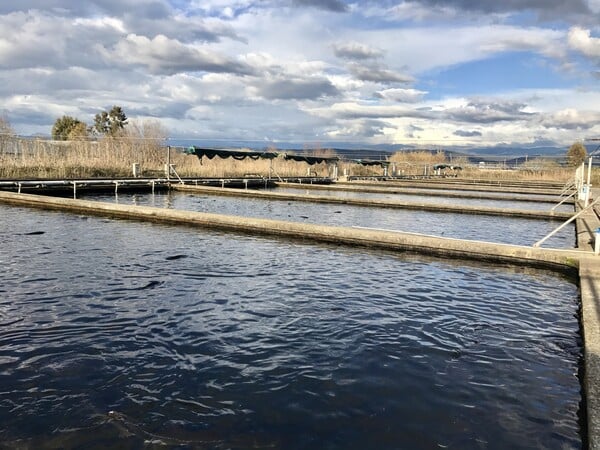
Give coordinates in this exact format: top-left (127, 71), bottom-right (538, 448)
top-left (0, 188), bottom-right (584, 449)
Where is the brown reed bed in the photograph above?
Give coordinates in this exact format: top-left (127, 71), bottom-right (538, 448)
top-left (0, 136), bottom-right (588, 184)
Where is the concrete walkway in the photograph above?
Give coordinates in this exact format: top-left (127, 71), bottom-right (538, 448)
top-left (172, 184), bottom-right (571, 221)
top-left (0, 190), bottom-right (586, 271)
top-left (576, 192), bottom-right (600, 450)
top-left (341, 179), bottom-right (564, 196)
top-left (276, 181), bottom-right (573, 204)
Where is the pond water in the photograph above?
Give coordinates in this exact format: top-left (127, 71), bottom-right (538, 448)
top-left (82, 191), bottom-right (575, 249)
top-left (270, 187), bottom-right (573, 213)
top-left (0, 205), bottom-right (582, 449)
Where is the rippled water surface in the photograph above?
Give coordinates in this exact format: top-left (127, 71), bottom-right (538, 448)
top-left (0, 206), bottom-right (582, 449)
top-left (84, 191), bottom-right (575, 248)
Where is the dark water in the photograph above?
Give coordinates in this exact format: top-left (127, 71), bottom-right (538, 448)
top-left (84, 191), bottom-right (575, 248)
top-left (0, 206), bottom-right (582, 449)
top-left (271, 187), bottom-right (574, 213)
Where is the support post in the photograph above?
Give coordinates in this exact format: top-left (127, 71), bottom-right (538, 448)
top-left (586, 156), bottom-right (593, 208)
top-left (167, 146), bottom-right (171, 181)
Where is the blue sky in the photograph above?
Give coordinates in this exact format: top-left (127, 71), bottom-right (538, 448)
top-left (0, 0), bottom-right (599, 151)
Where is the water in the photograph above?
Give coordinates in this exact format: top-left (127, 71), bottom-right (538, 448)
top-left (83, 191), bottom-right (575, 248)
top-left (0, 206), bottom-right (582, 448)
top-left (271, 187), bottom-right (574, 213)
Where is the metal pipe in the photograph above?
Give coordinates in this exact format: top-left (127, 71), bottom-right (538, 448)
top-left (167, 146), bottom-right (171, 182)
top-left (534, 197), bottom-right (600, 247)
top-left (551, 190), bottom-right (576, 212)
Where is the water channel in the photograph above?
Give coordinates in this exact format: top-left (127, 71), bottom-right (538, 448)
top-left (82, 191), bottom-right (575, 248)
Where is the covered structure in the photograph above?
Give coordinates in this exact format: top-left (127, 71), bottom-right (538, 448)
top-left (283, 154), bottom-right (340, 165)
top-left (185, 147), bottom-right (278, 161)
top-left (349, 159), bottom-right (392, 177)
top-left (283, 153), bottom-right (340, 179)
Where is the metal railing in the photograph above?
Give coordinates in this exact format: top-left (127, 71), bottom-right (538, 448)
top-left (534, 197), bottom-right (600, 248)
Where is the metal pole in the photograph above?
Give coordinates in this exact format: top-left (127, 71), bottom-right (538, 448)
top-left (533, 197), bottom-right (600, 247)
top-left (585, 156), bottom-right (593, 207)
top-left (167, 146), bottom-right (171, 181)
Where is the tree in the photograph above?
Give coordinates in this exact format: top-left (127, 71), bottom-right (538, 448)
top-left (566, 141), bottom-right (587, 167)
top-left (93, 106), bottom-right (128, 136)
top-left (67, 121), bottom-right (89, 140)
top-left (52, 115), bottom-right (87, 141)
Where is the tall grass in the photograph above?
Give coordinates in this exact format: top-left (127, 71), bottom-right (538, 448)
top-left (388, 150), bottom-right (579, 183)
top-left (0, 138), bottom-right (337, 179)
top-left (0, 138), bottom-right (590, 184)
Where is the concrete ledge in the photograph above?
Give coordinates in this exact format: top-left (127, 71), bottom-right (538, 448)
top-left (276, 182), bottom-right (573, 205)
top-left (0, 191), bottom-right (584, 273)
top-left (172, 184), bottom-right (571, 221)
top-left (339, 180), bottom-right (564, 196)
top-left (579, 258), bottom-right (600, 450)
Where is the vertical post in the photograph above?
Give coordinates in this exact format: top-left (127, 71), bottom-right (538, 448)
top-left (167, 145), bottom-right (171, 181)
top-left (585, 157), bottom-right (593, 207)
top-left (73, 181), bottom-right (76, 199)
top-left (595, 228), bottom-right (600, 255)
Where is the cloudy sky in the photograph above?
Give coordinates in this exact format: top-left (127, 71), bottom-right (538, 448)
top-left (1, 0), bottom-right (600, 149)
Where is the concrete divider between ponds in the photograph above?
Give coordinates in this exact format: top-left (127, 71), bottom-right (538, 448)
top-left (172, 184), bottom-right (571, 221)
top-left (275, 181), bottom-right (573, 205)
top-left (0, 191), bottom-right (584, 272)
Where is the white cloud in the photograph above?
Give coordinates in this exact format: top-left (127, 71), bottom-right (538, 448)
top-left (332, 41), bottom-right (383, 60)
top-left (375, 88), bottom-right (428, 103)
top-left (102, 34), bottom-right (254, 75)
top-left (568, 27), bottom-right (600, 60)
top-left (0, 2), bottom-right (598, 148)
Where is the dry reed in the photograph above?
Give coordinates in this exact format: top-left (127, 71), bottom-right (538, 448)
top-left (0, 138), bottom-right (591, 184)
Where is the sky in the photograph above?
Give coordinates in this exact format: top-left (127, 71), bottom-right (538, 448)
top-left (1, 0), bottom-right (600, 151)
